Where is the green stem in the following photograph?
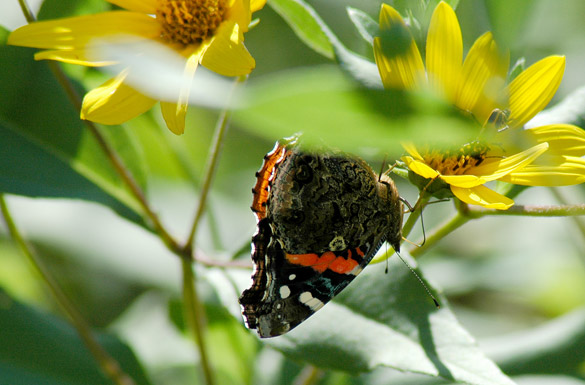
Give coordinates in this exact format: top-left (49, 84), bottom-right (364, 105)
top-left (409, 200), bottom-right (585, 258)
top-left (181, 259), bottom-right (215, 385)
top-left (465, 203), bottom-right (585, 218)
top-left (410, 211), bottom-right (469, 258)
top-left (16, 0), bottom-right (183, 257)
top-left (179, 76), bottom-right (245, 385)
top-left (0, 195), bottom-right (135, 385)
top-left (183, 76), bottom-right (245, 253)
top-left (17, 0), bottom-right (36, 22)
top-left (51, 64), bottom-right (183, 255)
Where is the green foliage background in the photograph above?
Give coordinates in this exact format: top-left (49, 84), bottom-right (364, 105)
top-left (1, 0), bottom-right (585, 384)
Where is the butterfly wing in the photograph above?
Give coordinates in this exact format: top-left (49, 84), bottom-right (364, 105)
top-left (240, 224), bottom-right (384, 338)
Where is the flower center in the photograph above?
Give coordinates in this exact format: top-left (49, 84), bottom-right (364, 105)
top-left (422, 142), bottom-right (489, 175)
top-left (156, 0), bottom-right (227, 45)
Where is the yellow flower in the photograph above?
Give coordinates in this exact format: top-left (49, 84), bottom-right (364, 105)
top-left (374, 1), bottom-right (585, 209)
top-left (8, 0), bottom-right (266, 135)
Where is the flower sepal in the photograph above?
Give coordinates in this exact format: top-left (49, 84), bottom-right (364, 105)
top-left (407, 170), bottom-right (454, 199)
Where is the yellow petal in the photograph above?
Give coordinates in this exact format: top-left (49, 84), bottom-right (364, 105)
top-left (228, 0), bottom-right (252, 33)
top-left (501, 156), bottom-right (585, 186)
top-left (160, 51), bottom-right (201, 135)
top-left (451, 185), bottom-right (514, 210)
top-left (426, 1), bottom-right (462, 101)
top-left (440, 174), bottom-right (487, 188)
top-left (401, 142), bottom-right (425, 160)
top-left (508, 56), bottom-right (565, 128)
top-left (34, 48), bottom-right (116, 66)
top-left (455, 32), bottom-right (508, 124)
top-left (161, 102), bottom-right (186, 135)
top-left (250, 0), bottom-right (266, 12)
top-left (470, 142), bottom-right (549, 179)
top-left (373, 4), bottom-right (425, 90)
top-left (7, 11), bottom-right (160, 50)
top-left (200, 22), bottom-right (255, 76)
top-left (401, 156), bottom-right (440, 179)
top-left (525, 124), bottom-right (585, 156)
top-left (106, 0), bottom-right (157, 14)
top-left (402, 156), bottom-right (440, 179)
top-left (81, 71), bottom-right (156, 124)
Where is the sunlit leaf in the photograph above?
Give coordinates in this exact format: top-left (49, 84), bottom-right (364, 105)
top-left (231, 254), bottom-right (514, 385)
top-left (268, 0), bottom-right (334, 59)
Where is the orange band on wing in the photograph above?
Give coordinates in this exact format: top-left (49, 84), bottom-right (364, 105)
top-left (286, 250), bottom-right (359, 274)
top-left (329, 252), bottom-right (359, 274)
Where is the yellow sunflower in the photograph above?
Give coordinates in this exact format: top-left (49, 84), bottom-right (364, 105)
top-left (8, 0), bottom-right (266, 135)
top-left (374, 1), bottom-right (585, 209)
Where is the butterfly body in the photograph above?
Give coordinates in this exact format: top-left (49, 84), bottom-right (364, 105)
top-left (239, 137), bottom-right (403, 338)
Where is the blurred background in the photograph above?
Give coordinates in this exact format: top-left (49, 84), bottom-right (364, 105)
top-left (1, 0), bottom-right (585, 384)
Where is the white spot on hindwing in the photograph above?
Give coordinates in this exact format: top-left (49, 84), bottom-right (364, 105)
top-left (279, 285), bottom-right (291, 299)
top-left (289, 274), bottom-right (296, 280)
top-left (299, 291), bottom-right (324, 311)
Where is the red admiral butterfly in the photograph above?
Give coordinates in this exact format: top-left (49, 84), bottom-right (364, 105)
top-left (239, 136), bottom-right (403, 338)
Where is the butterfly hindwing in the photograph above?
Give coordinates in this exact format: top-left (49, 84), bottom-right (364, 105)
top-left (242, 228), bottom-right (383, 337)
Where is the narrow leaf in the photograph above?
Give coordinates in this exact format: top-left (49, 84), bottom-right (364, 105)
top-left (268, 0), bottom-right (334, 59)
top-left (268, 0), bottom-right (382, 87)
top-left (347, 7), bottom-right (378, 45)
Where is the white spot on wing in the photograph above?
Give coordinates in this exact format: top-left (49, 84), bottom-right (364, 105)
top-left (279, 285), bottom-right (291, 299)
top-left (289, 274), bottom-right (296, 280)
top-left (299, 291), bottom-right (324, 311)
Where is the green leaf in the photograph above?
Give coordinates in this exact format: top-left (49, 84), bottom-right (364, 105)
top-left (347, 7), bottom-right (378, 45)
top-left (38, 0), bottom-right (110, 20)
top-left (509, 58), bottom-right (526, 82)
top-left (0, 122), bottom-right (143, 226)
top-left (268, 0), bottom-right (335, 59)
top-left (268, 0), bottom-right (382, 87)
top-left (0, 43), bottom-right (147, 225)
top-left (0, 288), bottom-right (152, 385)
top-left (247, 255), bottom-right (514, 385)
top-left (236, 66), bottom-right (475, 155)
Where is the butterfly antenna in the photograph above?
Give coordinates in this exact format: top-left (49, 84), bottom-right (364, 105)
top-left (396, 251), bottom-right (440, 308)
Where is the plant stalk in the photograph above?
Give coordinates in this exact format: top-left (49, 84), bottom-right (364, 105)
top-left (0, 195), bottom-right (135, 385)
